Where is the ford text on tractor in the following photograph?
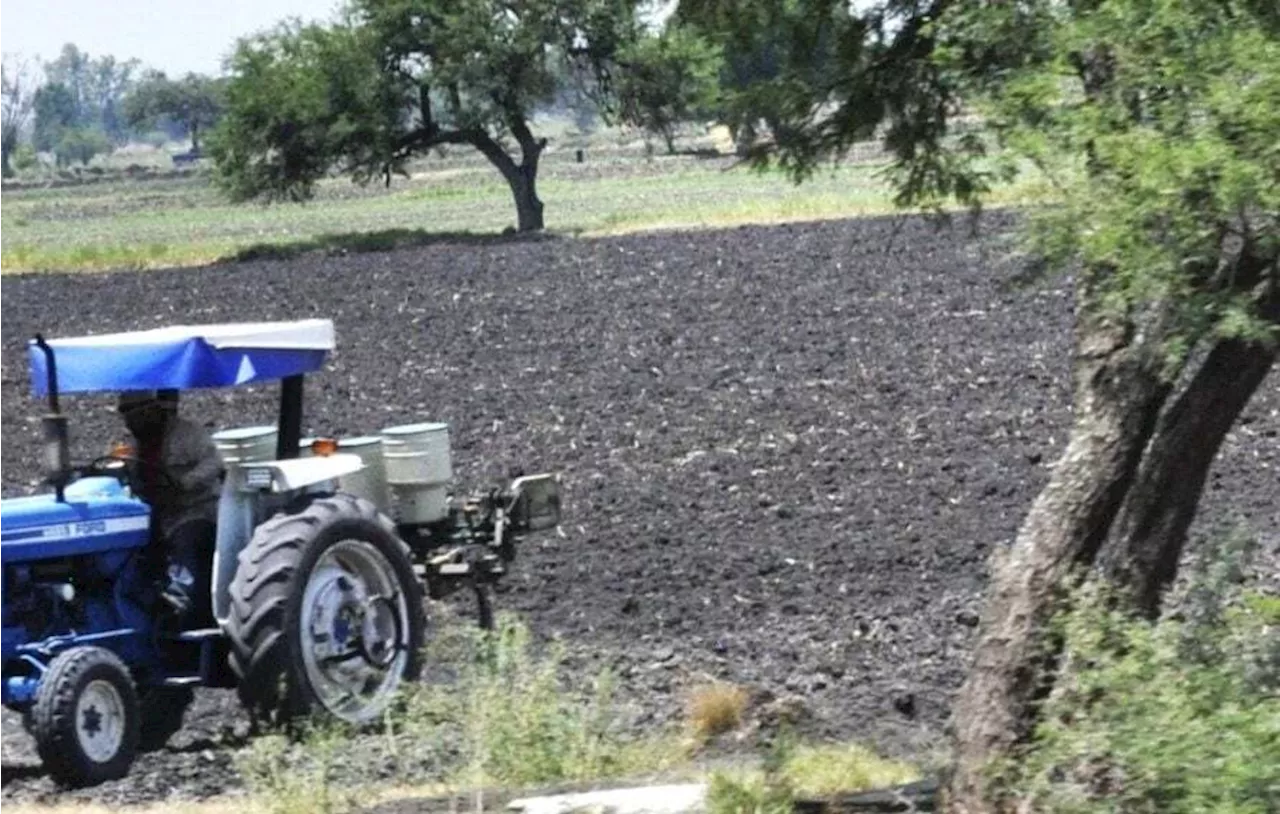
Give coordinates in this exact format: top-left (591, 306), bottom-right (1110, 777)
top-left (0, 320), bottom-right (560, 786)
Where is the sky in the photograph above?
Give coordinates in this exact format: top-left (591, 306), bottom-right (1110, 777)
top-left (2, 0), bottom-right (341, 76)
top-left (2, 1), bottom-right (682, 76)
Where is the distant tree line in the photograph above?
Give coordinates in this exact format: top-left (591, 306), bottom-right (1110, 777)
top-left (1, 43), bottom-right (226, 176)
top-left (2, 4), bottom-right (805, 193)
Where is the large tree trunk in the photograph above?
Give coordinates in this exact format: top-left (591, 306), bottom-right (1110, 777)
top-left (468, 119), bottom-right (546, 233)
top-left (945, 296), bottom-right (1175, 813)
top-left (1104, 333), bottom-right (1277, 617)
top-left (506, 163), bottom-right (544, 232)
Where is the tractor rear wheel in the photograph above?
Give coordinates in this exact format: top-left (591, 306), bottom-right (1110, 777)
top-left (225, 493), bottom-right (424, 727)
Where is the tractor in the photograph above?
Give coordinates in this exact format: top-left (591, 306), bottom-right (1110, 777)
top-left (1, 319), bottom-right (560, 786)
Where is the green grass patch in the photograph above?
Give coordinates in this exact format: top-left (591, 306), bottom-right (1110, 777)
top-left (1, 152), bottom-right (1054, 274)
top-left (706, 739), bottom-right (922, 814)
top-left (238, 614), bottom-right (687, 814)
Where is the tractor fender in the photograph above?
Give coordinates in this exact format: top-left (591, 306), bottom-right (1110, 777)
top-left (232, 453), bottom-right (364, 493)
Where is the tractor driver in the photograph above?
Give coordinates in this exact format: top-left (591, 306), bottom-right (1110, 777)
top-left (117, 391), bottom-right (224, 622)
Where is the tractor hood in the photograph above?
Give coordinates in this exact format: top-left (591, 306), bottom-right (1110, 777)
top-left (1, 478), bottom-right (150, 563)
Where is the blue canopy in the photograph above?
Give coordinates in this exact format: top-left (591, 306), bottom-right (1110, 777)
top-left (29, 320), bottom-right (335, 396)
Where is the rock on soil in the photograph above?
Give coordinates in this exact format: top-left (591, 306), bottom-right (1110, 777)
top-left (2, 215), bottom-right (1276, 806)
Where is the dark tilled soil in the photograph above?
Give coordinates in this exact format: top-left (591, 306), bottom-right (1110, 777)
top-left (2, 216), bottom-right (1276, 806)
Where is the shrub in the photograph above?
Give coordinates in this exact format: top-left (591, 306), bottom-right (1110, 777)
top-left (411, 615), bottom-right (684, 789)
top-left (239, 614), bottom-right (685, 812)
top-left (11, 143), bottom-right (38, 172)
top-left (238, 724), bottom-right (362, 814)
top-left (687, 682), bottom-right (749, 739)
top-left (1009, 534), bottom-right (1280, 813)
top-left (708, 735), bottom-right (920, 814)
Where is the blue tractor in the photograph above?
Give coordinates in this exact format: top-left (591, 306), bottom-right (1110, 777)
top-left (1, 320), bottom-right (560, 786)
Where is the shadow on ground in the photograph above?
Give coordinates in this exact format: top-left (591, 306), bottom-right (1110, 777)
top-left (228, 228), bottom-right (559, 264)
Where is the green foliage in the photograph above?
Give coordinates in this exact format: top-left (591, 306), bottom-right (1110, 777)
top-left (1006, 568), bottom-right (1280, 813)
top-left (236, 615), bottom-right (681, 811)
top-left (673, 0), bottom-right (848, 154)
top-left (740, 0), bottom-right (1279, 347)
top-left (783, 743), bottom-right (920, 796)
top-left (707, 771), bottom-right (795, 814)
top-left (33, 82), bottom-right (78, 151)
top-left (238, 723), bottom-right (364, 814)
top-left (124, 71), bottom-right (224, 150)
top-left (2, 56), bottom-right (37, 177)
top-left (400, 614), bottom-right (683, 789)
top-left (41, 43), bottom-right (140, 141)
top-left (708, 733), bottom-right (921, 814)
top-left (11, 143), bottom-right (38, 172)
top-left (211, 20), bottom-right (392, 203)
top-left (211, 0), bottom-right (644, 229)
top-left (53, 127), bottom-right (111, 167)
top-left (940, 0), bottom-right (1280, 344)
top-left (615, 26), bottom-right (723, 152)
top-left (708, 733), bottom-right (797, 814)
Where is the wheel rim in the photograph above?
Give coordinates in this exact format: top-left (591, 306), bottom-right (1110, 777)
top-left (300, 539), bottom-right (412, 723)
top-left (76, 679), bottom-right (126, 763)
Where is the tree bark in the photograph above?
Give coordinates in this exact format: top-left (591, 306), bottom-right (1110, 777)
top-left (1104, 332), bottom-right (1277, 617)
top-left (468, 124), bottom-right (546, 232)
top-left (506, 162), bottom-right (545, 232)
top-left (945, 299), bottom-right (1175, 813)
top-left (1, 126), bottom-right (18, 177)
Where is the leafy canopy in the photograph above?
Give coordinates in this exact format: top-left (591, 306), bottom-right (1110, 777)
top-left (673, 0), bottom-right (849, 151)
top-left (614, 25), bottom-right (723, 151)
top-left (744, 0), bottom-right (1279, 347)
top-left (211, 0), bottom-right (638, 204)
top-left (124, 71), bottom-right (225, 148)
top-left (934, 0), bottom-right (1280, 346)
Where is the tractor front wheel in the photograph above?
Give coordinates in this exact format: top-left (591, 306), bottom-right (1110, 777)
top-left (31, 646), bottom-right (140, 787)
top-left (226, 493), bottom-right (425, 727)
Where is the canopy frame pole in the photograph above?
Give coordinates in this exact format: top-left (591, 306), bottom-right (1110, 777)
top-left (277, 375), bottom-right (304, 460)
top-left (33, 334), bottom-right (59, 413)
top-left (33, 335), bottom-right (70, 502)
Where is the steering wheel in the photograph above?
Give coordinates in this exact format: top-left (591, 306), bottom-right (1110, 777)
top-left (81, 454), bottom-right (182, 492)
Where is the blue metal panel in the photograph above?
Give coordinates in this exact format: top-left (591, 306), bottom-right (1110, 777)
top-left (1, 478), bottom-right (150, 563)
top-left (2, 626), bottom-right (28, 662)
top-left (15, 627), bottom-right (139, 656)
top-left (4, 676), bottom-right (38, 706)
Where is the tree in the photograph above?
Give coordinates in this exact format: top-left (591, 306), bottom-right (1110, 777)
top-left (615, 25), bottom-right (722, 153)
top-left (53, 127), bottom-right (111, 167)
top-left (674, 0), bottom-right (842, 154)
top-left (33, 82), bottom-right (78, 152)
top-left (211, 0), bottom-right (643, 232)
top-left (124, 71), bottom-right (225, 151)
top-left (43, 44), bottom-right (140, 142)
top-left (1, 56), bottom-right (37, 177)
top-left (726, 0), bottom-right (1279, 810)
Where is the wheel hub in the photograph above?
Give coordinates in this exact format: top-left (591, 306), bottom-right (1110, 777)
top-left (76, 679), bottom-right (126, 763)
top-left (300, 540), bottom-right (411, 723)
